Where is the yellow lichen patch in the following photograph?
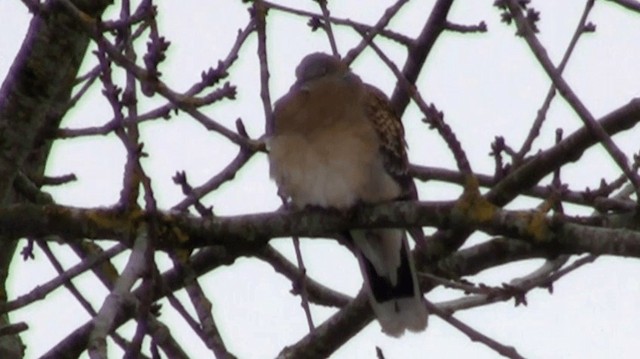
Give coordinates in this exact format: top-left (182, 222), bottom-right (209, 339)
top-left (453, 175), bottom-right (497, 225)
top-left (170, 225), bottom-right (190, 244)
top-left (84, 208), bottom-right (129, 233)
top-left (79, 241), bottom-right (120, 281)
top-left (172, 248), bottom-right (192, 263)
top-left (156, 213), bottom-right (191, 247)
top-left (525, 210), bottom-right (551, 242)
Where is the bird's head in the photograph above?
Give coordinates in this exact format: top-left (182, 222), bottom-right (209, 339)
top-left (295, 52), bottom-right (348, 84)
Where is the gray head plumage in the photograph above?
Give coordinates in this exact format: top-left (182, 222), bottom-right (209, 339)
top-left (295, 53), bottom-right (345, 84)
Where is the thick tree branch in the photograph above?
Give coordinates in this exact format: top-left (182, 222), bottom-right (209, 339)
top-left (605, 0), bottom-right (640, 12)
top-left (486, 98), bottom-right (640, 206)
top-left (0, 1), bottom-right (112, 356)
top-left (1, 197), bottom-right (640, 259)
top-left (389, 0), bottom-right (454, 115)
top-left (0, 0), bottom-right (111, 203)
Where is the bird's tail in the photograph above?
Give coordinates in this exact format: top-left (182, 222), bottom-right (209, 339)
top-left (351, 229), bottom-right (428, 337)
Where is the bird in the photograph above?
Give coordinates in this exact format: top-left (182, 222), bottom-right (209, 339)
top-left (267, 52), bottom-right (427, 337)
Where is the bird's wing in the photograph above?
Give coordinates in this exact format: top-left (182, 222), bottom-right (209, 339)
top-left (362, 85), bottom-right (414, 199)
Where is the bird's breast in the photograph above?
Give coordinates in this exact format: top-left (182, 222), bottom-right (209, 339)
top-left (268, 122), bottom-right (401, 209)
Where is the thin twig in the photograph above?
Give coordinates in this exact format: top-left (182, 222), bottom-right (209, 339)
top-left (172, 149), bottom-right (255, 211)
top-left (36, 240), bottom-right (98, 317)
top-left (425, 301), bottom-right (526, 359)
top-left (120, 1), bottom-right (159, 355)
top-left (254, 0), bottom-right (274, 136)
top-left (343, 0), bottom-right (409, 65)
top-left (514, 0), bottom-right (597, 165)
top-left (263, 1), bottom-right (413, 46)
top-left (292, 236), bottom-right (316, 332)
top-left (505, 0), bottom-right (640, 200)
top-left (58, 20), bottom-right (256, 140)
top-left (169, 253), bottom-right (237, 358)
top-left (257, 246), bottom-right (352, 307)
top-left (317, 0), bottom-right (339, 56)
top-left (543, 254), bottom-right (598, 285)
top-left (172, 171), bottom-right (213, 216)
top-left (445, 21), bottom-right (487, 33)
top-left (0, 323), bottom-right (29, 337)
top-left (0, 244), bottom-right (125, 314)
top-left (365, 40), bottom-right (472, 175)
top-left (55, 0), bottom-right (257, 150)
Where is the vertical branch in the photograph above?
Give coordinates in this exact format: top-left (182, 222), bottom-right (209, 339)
top-left (551, 129), bottom-right (564, 193)
top-left (117, 0), bottom-right (142, 209)
top-left (514, 0), bottom-right (596, 165)
top-left (88, 226), bottom-right (150, 359)
top-left (116, 1), bottom-right (147, 355)
top-left (125, 2), bottom-right (163, 355)
top-left (254, 0), bottom-right (274, 135)
top-left (317, 0), bottom-right (339, 56)
top-left (389, 0), bottom-right (454, 115)
top-left (292, 237), bottom-right (316, 332)
top-left (254, 0), bottom-right (317, 330)
top-left (88, 4), bottom-right (162, 352)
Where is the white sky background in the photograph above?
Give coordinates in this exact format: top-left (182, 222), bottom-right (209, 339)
top-left (2, 0), bottom-right (640, 358)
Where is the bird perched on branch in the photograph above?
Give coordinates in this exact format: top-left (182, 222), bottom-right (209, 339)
top-left (268, 52), bottom-right (427, 336)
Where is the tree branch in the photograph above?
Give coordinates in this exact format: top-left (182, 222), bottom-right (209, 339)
top-left (2, 195), bottom-right (640, 259)
top-left (505, 0), bottom-right (640, 198)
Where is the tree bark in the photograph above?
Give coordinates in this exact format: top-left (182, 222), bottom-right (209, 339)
top-left (0, 1), bottom-right (111, 356)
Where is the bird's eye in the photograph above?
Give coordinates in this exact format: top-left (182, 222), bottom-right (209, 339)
top-left (300, 67), bottom-right (322, 82)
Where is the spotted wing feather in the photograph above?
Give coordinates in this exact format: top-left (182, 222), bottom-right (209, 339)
top-left (363, 85), bottom-right (414, 199)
